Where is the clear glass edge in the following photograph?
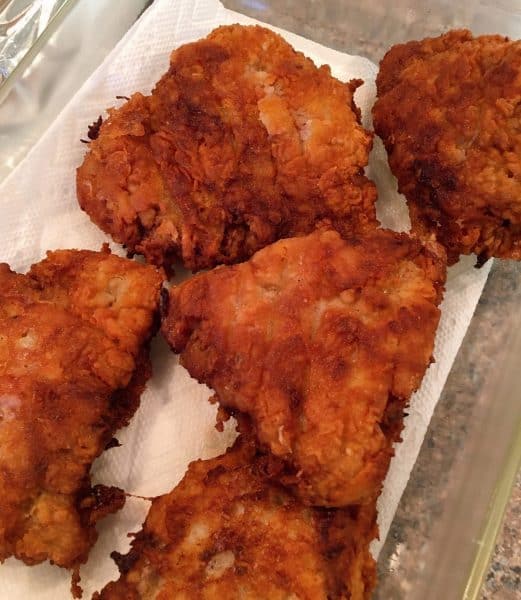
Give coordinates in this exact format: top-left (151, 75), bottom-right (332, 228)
top-left (0, 0), bottom-right (81, 105)
top-left (373, 255), bottom-right (521, 600)
top-left (463, 419), bottom-right (521, 599)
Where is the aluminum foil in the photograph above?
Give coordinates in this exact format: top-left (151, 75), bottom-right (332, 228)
top-left (0, 0), bottom-right (68, 82)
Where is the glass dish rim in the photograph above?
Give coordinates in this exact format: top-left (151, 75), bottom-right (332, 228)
top-left (463, 419), bottom-right (521, 599)
top-left (0, 0), bottom-right (81, 105)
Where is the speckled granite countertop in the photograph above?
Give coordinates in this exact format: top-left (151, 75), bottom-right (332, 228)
top-left (482, 472), bottom-right (520, 599)
top-left (373, 258), bottom-right (521, 600)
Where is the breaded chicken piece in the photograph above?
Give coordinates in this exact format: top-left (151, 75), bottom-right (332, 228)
top-left (373, 30), bottom-right (521, 264)
top-left (95, 435), bottom-right (377, 600)
top-left (162, 228), bottom-right (446, 507)
top-left (0, 249), bottom-right (163, 594)
top-left (77, 25), bottom-right (377, 273)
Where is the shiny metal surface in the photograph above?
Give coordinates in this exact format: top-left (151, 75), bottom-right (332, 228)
top-left (0, 1), bottom-right (519, 598)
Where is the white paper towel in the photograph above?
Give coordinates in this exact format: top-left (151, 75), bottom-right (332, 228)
top-left (0, 0), bottom-right (492, 597)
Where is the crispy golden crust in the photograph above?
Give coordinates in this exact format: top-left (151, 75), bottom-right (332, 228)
top-left (95, 435), bottom-right (377, 600)
top-left (162, 228), bottom-right (446, 507)
top-left (373, 30), bottom-right (521, 264)
top-left (0, 249), bottom-right (163, 583)
top-left (77, 24), bottom-right (377, 273)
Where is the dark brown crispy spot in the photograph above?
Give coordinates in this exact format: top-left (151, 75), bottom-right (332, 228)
top-left (414, 158), bottom-right (458, 192)
top-left (105, 437), bottom-right (121, 450)
top-left (160, 286), bottom-right (170, 319)
top-left (71, 567), bottom-right (82, 599)
top-left (204, 465), bottom-right (227, 483)
top-left (475, 252), bottom-right (491, 268)
top-left (78, 485), bottom-right (126, 526)
top-left (87, 116), bottom-right (103, 141)
top-left (111, 547), bottom-right (140, 574)
top-left (380, 394), bottom-right (406, 441)
top-left (288, 387), bottom-right (303, 409)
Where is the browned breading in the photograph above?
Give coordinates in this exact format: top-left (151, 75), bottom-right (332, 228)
top-left (77, 24), bottom-right (377, 273)
top-left (95, 435), bottom-right (377, 600)
top-left (373, 30), bottom-right (521, 264)
top-left (162, 228), bottom-right (446, 507)
top-left (0, 249), bottom-right (163, 593)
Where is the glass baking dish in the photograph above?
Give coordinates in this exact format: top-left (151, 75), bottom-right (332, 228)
top-left (0, 0), bottom-right (150, 180)
top-left (0, 1), bottom-right (519, 598)
top-left (0, 0), bottom-right (76, 103)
